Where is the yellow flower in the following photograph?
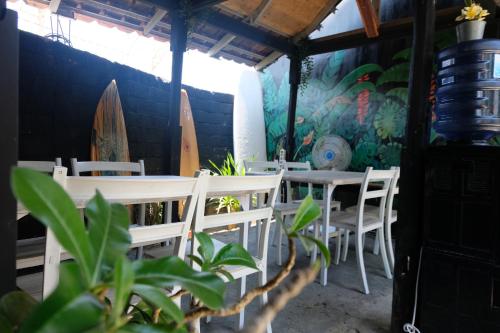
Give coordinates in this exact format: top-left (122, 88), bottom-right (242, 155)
top-left (456, 2), bottom-right (489, 21)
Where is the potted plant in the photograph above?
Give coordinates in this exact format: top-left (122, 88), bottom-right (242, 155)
top-left (455, 1), bottom-right (490, 42)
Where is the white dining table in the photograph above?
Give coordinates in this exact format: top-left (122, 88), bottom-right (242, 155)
top-left (282, 170), bottom-right (365, 286)
top-left (16, 175), bottom-right (191, 220)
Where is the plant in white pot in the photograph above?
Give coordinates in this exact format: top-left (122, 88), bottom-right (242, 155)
top-left (456, 1), bottom-right (490, 42)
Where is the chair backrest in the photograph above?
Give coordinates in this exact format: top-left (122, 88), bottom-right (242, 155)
top-left (18, 158), bottom-right (62, 173)
top-left (71, 158), bottom-right (146, 225)
top-left (354, 167), bottom-right (396, 232)
top-left (70, 158), bottom-right (145, 176)
top-left (194, 171), bottom-right (283, 264)
top-left (284, 161), bottom-right (312, 202)
top-left (386, 166), bottom-right (400, 222)
top-left (43, 166), bottom-right (205, 298)
top-left (243, 160), bottom-right (280, 174)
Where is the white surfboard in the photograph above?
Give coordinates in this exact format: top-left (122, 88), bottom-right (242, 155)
top-left (233, 69), bottom-right (267, 165)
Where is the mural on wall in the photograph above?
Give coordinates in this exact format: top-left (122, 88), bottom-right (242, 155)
top-left (261, 32), bottom-right (457, 171)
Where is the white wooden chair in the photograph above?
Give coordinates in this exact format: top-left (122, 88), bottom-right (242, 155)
top-left (343, 167), bottom-right (400, 270)
top-left (42, 166), bottom-right (204, 299)
top-left (273, 161), bottom-right (341, 265)
top-left (243, 160), bottom-right (280, 250)
top-left (16, 158), bottom-right (64, 270)
top-left (329, 167), bottom-right (395, 294)
top-left (71, 158), bottom-right (147, 255)
top-left (193, 171), bottom-right (283, 333)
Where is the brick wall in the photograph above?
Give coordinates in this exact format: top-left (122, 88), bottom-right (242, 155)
top-left (19, 31), bottom-right (234, 175)
top-left (17, 31), bottom-right (234, 238)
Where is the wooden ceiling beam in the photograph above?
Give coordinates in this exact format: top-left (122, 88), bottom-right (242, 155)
top-left (191, 0), bottom-right (226, 12)
top-left (254, 50), bottom-right (282, 71)
top-left (356, 0), bottom-right (380, 38)
top-left (144, 0), bottom-right (295, 54)
top-left (305, 6), bottom-right (460, 55)
top-left (143, 8), bottom-right (167, 35)
top-left (207, 0), bottom-right (272, 57)
top-left (49, 0), bottom-right (62, 13)
top-left (202, 9), bottom-right (295, 54)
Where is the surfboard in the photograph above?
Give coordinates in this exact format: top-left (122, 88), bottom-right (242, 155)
top-left (179, 89), bottom-right (200, 177)
top-left (90, 80), bottom-right (131, 176)
top-left (233, 70), bottom-right (267, 165)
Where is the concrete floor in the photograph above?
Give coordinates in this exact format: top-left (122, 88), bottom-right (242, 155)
top-left (199, 226), bottom-right (393, 333)
top-left (17, 224), bottom-right (393, 333)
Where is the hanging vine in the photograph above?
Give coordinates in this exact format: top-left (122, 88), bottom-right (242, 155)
top-left (298, 40), bottom-right (314, 94)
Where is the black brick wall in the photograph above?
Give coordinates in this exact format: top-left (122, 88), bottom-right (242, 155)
top-left (19, 31), bottom-right (234, 175)
top-left (17, 31), bottom-right (234, 238)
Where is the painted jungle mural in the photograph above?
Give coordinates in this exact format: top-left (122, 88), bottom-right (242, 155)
top-left (261, 32), bottom-right (457, 171)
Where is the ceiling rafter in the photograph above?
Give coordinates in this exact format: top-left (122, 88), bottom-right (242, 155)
top-left (356, 0), bottom-right (380, 38)
top-left (143, 8), bottom-right (167, 35)
top-left (49, 0), bottom-right (62, 13)
top-left (207, 0), bottom-right (272, 57)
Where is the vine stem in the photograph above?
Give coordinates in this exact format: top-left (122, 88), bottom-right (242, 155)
top-left (241, 263), bottom-right (321, 333)
top-left (183, 237), bottom-right (297, 324)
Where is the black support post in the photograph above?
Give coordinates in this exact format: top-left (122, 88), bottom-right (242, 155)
top-left (0, 7), bottom-right (19, 296)
top-left (391, 0), bottom-right (435, 332)
top-left (285, 54), bottom-right (301, 161)
top-left (166, 11), bottom-right (187, 175)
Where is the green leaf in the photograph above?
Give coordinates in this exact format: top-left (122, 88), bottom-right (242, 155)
top-left (194, 232), bottom-right (214, 263)
top-left (329, 64), bottom-right (383, 98)
top-left (187, 255), bottom-right (204, 268)
top-left (132, 284), bottom-right (184, 324)
top-left (20, 262), bottom-right (103, 333)
top-left (0, 313), bottom-right (13, 333)
top-left (0, 291), bottom-right (37, 330)
top-left (300, 235), bottom-right (331, 267)
top-left (211, 243), bottom-right (257, 270)
top-left (86, 193), bottom-right (131, 283)
top-left (111, 256), bottom-right (134, 323)
top-left (117, 323), bottom-right (178, 333)
top-left (216, 269), bottom-right (235, 282)
top-left (289, 196), bottom-right (321, 233)
top-left (11, 168), bottom-right (94, 285)
top-left (392, 48), bottom-right (411, 61)
top-left (386, 87), bottom-right (409, 105)
top-left (133, 257), bottom-right (225, 309)
top-left (376, 62), bottom-right (410, 87)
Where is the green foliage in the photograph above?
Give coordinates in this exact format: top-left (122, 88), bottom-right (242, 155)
top-left (374, 99), bottom-right (406, 139)
top-left (189, 232), bottom-right (257, 282)
top-left (4, 168), bottom-right (230, 332)
top-left (376, 62), bottom-right (410, 87)
top-left (208, 152), bottom-right (244, 176)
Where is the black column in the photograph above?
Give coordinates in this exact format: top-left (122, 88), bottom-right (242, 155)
top-left (285, 54), bottom-right (301, 161)
top-left (166, 11), bottom-right (187, 175)
top-left (391, 0), bottom-right (435, 331)
top-left (0, 7), bottom-right (19, 296)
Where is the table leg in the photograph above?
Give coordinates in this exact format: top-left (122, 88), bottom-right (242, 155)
top-left (320, 184), bottom-right (334, 286)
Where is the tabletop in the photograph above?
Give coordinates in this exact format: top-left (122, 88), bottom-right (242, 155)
top-left (283, 170), bottom-right (365, 186)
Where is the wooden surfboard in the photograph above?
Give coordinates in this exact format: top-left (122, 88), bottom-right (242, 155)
top-left (179, 89), bottom-right (200, 177)
top-left (90, 80), bottom-right (131, 176)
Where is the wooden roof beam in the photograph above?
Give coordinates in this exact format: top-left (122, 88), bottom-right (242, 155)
top-left (143, 8), bottom-right (167, 36)
top-left (191, 0), bottom-right (226, 12)
top-left (356, 0), bottom-right (380, 38)
top-left (203, 9), bottom-right (295, 54)
top-left (49, 0), bottom-right (62, 13)
top-left (305, 6), bottom-right (460, 55)
top-left (255, 50), bottom-right (282, 71)
top-left (207, 0), bottom-right (272, 57)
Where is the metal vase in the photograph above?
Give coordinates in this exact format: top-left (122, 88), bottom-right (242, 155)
top-left (456, 20), bottom-right (486, 43)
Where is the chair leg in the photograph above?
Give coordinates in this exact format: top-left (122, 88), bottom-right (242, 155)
top-left (334, 228), bottom-right (342, 265)
top-left (355, 232), bottom-right (369, 294)
top-left (238, 276), bottom-right (246, 330)
top-left (386, 222), bottom-right (395, 272)
top-left (373, 230), bottom-right (380, 255)
top-left (310, 220), bottom-right (319, 263)
top-left (256, 220), bottom-right (262, 253)
top-left (342, 229), bottom-right (349, 262)
top-left (258, 270), bottom-right (272, 333)
top-left (276, 214), bottom-right (285, 266)
top-left (377, 228), bottom-right (392, 279)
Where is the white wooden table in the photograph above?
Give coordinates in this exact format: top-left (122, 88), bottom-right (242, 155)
top-left (283, 170), bottom-right (364, 286)
top-left (17, 175), bottom-right (191, 219)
